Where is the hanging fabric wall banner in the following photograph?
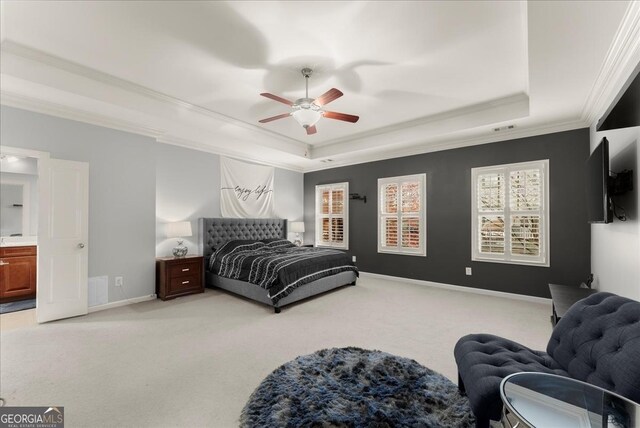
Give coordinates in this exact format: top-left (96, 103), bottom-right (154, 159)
top-left (220, 157), bottom-right (275, 218)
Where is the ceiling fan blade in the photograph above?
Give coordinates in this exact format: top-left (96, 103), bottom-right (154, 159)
top-left (306, 125), bottom-right (317, 135)
top-left (258, 113), bottom-right (291, 123)
top-left (260, 93), bottom-right (294, 106)
top-left (314, 88), bottom-right (343, 106)
top-left (323, 111), bottom-right (359, 123)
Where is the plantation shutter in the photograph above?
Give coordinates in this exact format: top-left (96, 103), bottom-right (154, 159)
top-left (472, 160), bottom-right (548, 266)
top-left (378, 174), bottom-right (426, 256)
top-left (477, 171), bottom-right (506, 255)
top-left (315, 182), bottom-right (348, 249)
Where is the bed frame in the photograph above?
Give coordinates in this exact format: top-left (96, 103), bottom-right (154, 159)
top-left (198, 218), bottom-right (357, 313)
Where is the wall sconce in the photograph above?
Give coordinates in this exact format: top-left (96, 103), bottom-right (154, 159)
top-left (349, 193), bottom-right (367, 203)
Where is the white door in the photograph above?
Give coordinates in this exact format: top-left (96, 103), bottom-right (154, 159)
top-left (37, 158), bottom-right (89, 323)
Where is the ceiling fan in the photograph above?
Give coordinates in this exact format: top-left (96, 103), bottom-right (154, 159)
top-left (258, 68), bottom-right (359, 135)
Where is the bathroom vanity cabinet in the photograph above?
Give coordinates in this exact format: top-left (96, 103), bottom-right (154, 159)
top-left (0, 245), bottom-right (37, 302)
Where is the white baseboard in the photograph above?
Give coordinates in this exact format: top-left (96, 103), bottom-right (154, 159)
top-left (88, 294), bottom-right (157, 313)
top-left (359, 272), bottom-right (552, 305)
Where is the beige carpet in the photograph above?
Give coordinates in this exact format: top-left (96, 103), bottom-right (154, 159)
top-left (0, 275), bottom-right (552, 427)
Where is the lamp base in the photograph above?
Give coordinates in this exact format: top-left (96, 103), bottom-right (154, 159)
top-left (172, 240), bottom-right (188, 258)
top-left (293, 233), bottom-right (303, 247)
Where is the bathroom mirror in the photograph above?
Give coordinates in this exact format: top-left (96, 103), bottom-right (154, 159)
top-left (0, 156), bottom-right (38, 240)
top-left (1, 182), bottom-right (28, 237)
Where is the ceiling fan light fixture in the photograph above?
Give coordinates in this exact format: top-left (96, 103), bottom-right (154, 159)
top-left (258, 67), bottom-right (358, 135)
top-left (292, 108), bottom-right (322, 128)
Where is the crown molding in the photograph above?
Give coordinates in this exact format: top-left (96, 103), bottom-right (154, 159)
top-left (303, 118), bottom-right (587, 173)
top-left (0, 91), bottom-right (306, 172)
top-left (310, 93), bottom-right (530, 159)
top-left (1, 88), bottom-right (586, 174)
top-left (311, 93), bottom-right (530, 149)
top-left (580, 1), bottom-right (640, 126)
top-left (1, 90), bottom-right (166, 138)
top-left (0, 40), bottom-right (310, 153)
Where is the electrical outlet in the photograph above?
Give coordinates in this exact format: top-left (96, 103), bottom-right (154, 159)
top-left (352, 255), bottom-right (357, 263)
top-left (115, 276), bottom-right (123, 287)
top-left (465, 267), bottom-right (472, 276)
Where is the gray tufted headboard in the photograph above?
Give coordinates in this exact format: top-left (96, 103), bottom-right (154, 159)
top-left (199, 218), bottom-right (288, 259)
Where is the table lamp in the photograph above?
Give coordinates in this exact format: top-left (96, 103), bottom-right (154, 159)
top-left (290, 222), bottom-right (305, 246)
top-left (166, 221), bottom-right (192, 258)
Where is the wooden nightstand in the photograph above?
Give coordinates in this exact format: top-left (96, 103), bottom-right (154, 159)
top-left (156, 255), bottom-right (204, 300)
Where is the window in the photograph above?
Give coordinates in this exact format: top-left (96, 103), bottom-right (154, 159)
top-left (378, 174), bottom-right (426, 256)
top-left (472, 160), bottom-right (549, 266)
top-left (315, 182), bottom-right (348, 249)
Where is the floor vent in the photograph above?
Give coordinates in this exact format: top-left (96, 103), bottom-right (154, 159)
top-left (88, 276), bottom-right (108, 306)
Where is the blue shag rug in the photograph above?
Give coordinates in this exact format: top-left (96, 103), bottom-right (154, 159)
top-left (240, 347), bottom-right (475, 427)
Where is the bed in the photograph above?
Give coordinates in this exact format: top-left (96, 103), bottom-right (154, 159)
top-left (198, 218), bottom-right (358, 313)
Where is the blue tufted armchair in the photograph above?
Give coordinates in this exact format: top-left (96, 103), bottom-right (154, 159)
top-left (454, 292), bottom-right (640, 428)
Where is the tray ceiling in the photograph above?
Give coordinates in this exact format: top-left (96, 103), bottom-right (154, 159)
top-left (0, 1), bottom-right (637, 171)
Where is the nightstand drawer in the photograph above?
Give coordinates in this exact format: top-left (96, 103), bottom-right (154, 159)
top-left (168, 261), bottom-right (200, 278)
top-left (168, 273), bottom-right (200, 293)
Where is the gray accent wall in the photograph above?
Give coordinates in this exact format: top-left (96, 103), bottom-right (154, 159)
top-left (304, 128), bottom-right (591, 298)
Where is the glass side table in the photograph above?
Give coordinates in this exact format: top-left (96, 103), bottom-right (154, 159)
top-left (500, 372), bottom-right (639, 428)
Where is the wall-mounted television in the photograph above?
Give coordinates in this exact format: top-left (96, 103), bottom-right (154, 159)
top-left (586, 137), bottom-right (612, 223)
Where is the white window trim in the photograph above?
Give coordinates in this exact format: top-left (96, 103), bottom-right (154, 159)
top-left (377, 173), bottom-right (427, 257)
top-left (315, 182), bottom-right (349, 249)
top-left (471, 160), bottom-right (550, 267)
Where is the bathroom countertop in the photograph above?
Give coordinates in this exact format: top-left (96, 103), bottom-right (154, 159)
top-left (0, 240), bottom-right (38, 247)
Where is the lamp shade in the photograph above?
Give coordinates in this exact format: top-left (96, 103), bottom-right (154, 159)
top-left (290, 222), bottom-right (305, 233)
top-left (166, 221), bottom-right (192, 238)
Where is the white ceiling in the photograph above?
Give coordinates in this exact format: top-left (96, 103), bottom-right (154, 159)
top-left (1, 1), bottom-right (638, 171)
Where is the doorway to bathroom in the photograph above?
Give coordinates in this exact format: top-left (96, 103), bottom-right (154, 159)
top-left (0, 146), bottom-right (89, 323)
top-left (0, 153), bottom-right (38, 314)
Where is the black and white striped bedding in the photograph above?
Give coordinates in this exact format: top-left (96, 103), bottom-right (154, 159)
top-left (208, 239), bottom-right (358, 304)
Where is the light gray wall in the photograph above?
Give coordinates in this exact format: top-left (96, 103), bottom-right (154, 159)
top-left (274, 167), bottom-right (305, 230)
top-left (155, 144), bottom-right (221, 257)
top-left (0, 106), bottom-right (305, 305)
top-left (155, 144), bottom-right (304, 257)
top-left (1, 106), bottom-right (157, 303)
top-left (589, 124), bottom-right (639, 300)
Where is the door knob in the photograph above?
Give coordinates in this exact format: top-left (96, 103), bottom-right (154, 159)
top-left (78, 243), bottom-right (85, 249)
